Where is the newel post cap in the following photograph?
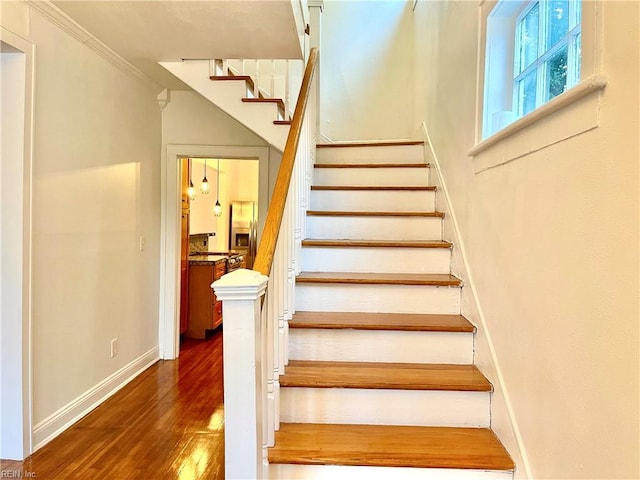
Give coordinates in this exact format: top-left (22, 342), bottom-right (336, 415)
top-left (212, 269), bottom-right (268, 301)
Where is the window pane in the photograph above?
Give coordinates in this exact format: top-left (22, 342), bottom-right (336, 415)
top-left (518, 3), bottom-right (539, 73)
top-left (546, 45), bottom-right (568, 100)
top-left (519, 70), bottom-right (538, 115)
top-left (547, 0), bottom-right (569, 49)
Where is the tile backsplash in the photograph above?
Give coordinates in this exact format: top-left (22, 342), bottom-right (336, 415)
top-left (189, 233), bottom-right (215, 254)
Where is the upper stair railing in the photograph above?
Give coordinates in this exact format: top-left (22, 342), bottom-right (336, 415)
top-left (212, 59), bottom-right (304, 119)
top-left (212, 47), bottom-right (318, 480)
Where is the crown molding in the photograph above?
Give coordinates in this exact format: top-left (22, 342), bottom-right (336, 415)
top-left (24, 0), bottom-right (162, 93)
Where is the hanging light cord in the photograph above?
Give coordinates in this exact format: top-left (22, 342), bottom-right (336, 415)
top-left (214, 159), bottom-right (222, 216)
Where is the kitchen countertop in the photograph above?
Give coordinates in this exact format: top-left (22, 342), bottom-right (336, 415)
top-left (188, 255), bottom-right (227, 265)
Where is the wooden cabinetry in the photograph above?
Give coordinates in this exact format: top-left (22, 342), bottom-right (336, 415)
top-left (186, 260), bottom-right (226, 339)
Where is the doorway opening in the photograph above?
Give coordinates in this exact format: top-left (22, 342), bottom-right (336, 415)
top-left (0, 35), bottom-right (34, 460)
top-left (178, 157), bottom-right (259, 349)
top-left (159, 144), bottom-right (270, 360)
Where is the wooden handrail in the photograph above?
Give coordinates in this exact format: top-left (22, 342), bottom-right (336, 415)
top-left (252, 48), bottom-right (319, 276)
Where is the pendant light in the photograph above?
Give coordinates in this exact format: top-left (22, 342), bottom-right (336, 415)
top-left (187, 158), bottom-right (196, 201)
top-left (200, 158), bottom-right (209, 194)
top-left (213, 159), bottom-right (222, 216)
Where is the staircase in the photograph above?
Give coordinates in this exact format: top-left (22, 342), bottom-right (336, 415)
top-left (268, 141), bottom-right (515, 479)
top-left (159, 59), bottom-right (297, 151)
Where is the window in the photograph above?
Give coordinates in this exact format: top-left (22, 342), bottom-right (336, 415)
top-left (514, 1), bottom-right (581, 116)
top-left (482, 0), bottom-right (582, 138)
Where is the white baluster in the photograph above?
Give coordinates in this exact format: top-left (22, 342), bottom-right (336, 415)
top-left (222, 59), bottom-right (228, 76)
top-left (270, 59), bottom-right (276, 99)
top-left (265, 280), bottom-right (276, 448)
top-left (254, 60), bottom-right (260, 98)
top-left (285, 60), bottom-right (291, 119)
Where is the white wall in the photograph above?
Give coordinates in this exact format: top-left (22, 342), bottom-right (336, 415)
top-left (413, 1), bottom-right (639, 478)
top-left (189, 158), bottom-right (259, 252)
top-left (0, 1), bottom-right (163, 450)
top-left (320, 0), bottom-right (414, 142)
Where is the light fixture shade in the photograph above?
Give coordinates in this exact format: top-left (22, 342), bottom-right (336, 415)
top-left (200, 177), bottom-right (209, 194)
top-left (213, 200), bottom-right (222, 216)
top-left (201, 159), bottom-right (209, 194)
top-left (187, 181), bottom-right (196, 201)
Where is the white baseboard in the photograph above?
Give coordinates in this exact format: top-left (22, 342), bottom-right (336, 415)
top-left (32, 346), bottom-right (159, 451)
top-left (419, 122), bottom-right (531, 478)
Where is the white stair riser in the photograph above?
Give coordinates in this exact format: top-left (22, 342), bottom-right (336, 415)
top-left (280, 388), bottom-right (490, 427)
top-left (295, 284), bottom-right (460, 314)
top-left (270, 464), bottom-right (513, 480)
top-left (301, 247), bottom-right (451, 274)
top-left (306, 216), bottom-right (442, 241)
top-left (158, 60), bottom-right (287, 150)
top-left (310, 189), bottom-right (436, 212)
top-left (289, 329), bottom-right (472, 363)
top-left (314, 167), bottom-right (430, 187)
top-left (316, 145), bottom-right (425, 164)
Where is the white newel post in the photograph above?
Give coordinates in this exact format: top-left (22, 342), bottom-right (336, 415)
top-left (212, 269), bottom-right (269, 480)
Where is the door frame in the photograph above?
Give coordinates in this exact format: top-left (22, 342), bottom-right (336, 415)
top-left (0, 27), bottom-right (35, 459)
top-left (159, 144), bottom-right (270, 359)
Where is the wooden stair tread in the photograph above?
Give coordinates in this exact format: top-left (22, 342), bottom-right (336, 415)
top-left (269, 423), bottom-right (515, 470)
top-left (281, 361), bottom-right (491, 391)
top-left (242, 97), bottom-right (285, 106)
top-left (301, 239), bottom-right (452, 248)
top-left (209, 74), bottom-right (255, 91)
top-left (296, 272), bottom-right (462, 286)
top-left (311, 185), bottom-right (436, 191)
top-left (316, 141), bottom-right (425, 148)
top-left (307, 210), bottom-right (444, 217)
top-left (314, 163), bottom-right (429, 168)
top-left (274, 120), bottom-right (292, 125)
top-left (290, 312), bottom-right (475, 332)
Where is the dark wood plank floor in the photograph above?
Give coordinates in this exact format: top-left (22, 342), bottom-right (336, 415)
top-left (0, 332), bottom-right (225, 479)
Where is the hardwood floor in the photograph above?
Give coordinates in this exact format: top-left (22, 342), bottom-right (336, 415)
top-left (0, 332), bottom-right (225, 479)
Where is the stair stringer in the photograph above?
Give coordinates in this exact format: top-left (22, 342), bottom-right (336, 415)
top-left (420, 123), bottom-right (529, 478)
top-left (159, 60), bottom-right (288, 151)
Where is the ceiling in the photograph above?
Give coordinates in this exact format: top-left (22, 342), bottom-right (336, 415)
top-left (53, 1), bottom-right (304, 90)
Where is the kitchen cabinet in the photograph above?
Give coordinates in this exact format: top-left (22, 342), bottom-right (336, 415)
top-left (186, 258), bottom-right (226, 339)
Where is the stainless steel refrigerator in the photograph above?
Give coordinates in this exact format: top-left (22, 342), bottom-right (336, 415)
top-left (229, 200), bottom-right (257, 269)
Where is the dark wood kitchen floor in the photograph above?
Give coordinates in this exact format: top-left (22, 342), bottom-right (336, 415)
top-left (1, 332), bottom-right (225, 479)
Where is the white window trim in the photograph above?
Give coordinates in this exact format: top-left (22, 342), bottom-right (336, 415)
top-left (471, 0), bottom-right (606, 164)
top-left (469, 73), bottom-right (606, 156)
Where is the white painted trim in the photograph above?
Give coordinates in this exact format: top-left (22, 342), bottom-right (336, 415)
top-left (24, 0), bottom-right (161, 92)
top-left (270, 463), bottom-right (514, 480)
top-left (32, 347), bottom-right (159, 451)
top-left (281, 387), bottom-right (490, 427)
top-left (159, 144), bottom-right (270, 360)
top-left (421, 122), bottom-right (532, 477)
top-left (468, 74), bottom-right (607, 156)
top-left (0, 26), bottom-right (35, 460)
